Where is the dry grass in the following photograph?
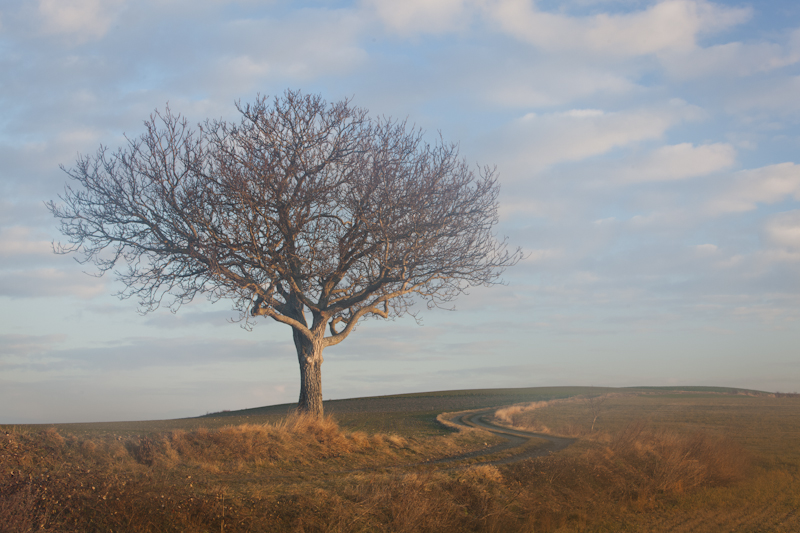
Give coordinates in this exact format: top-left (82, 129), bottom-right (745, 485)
top-left (494, 393), bottom-right (629, 437)
top-left (3, 391), bottom-right (799, 532)
top-left (494, 394), bottom-right (750, 494)
top-left (0, 413), bottom-right (506, 532)
top-left (490, 391), bottom-right (800, 531)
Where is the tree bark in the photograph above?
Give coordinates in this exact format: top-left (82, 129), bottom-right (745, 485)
top-left (293, 327), bottom-right (324, 417)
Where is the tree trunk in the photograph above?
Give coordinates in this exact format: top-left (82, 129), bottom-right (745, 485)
top-left (293, 327), bottom-right (324, 417)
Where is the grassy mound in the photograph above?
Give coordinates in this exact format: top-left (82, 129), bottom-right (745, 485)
top-left (3, 389), bottom-right (799, 532)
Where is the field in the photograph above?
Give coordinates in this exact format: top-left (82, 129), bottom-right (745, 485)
top-left (2, 386), bottom-right (799, 532)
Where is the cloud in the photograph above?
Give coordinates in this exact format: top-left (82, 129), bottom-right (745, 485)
top-left (363, 0), bottom-right (751, 59)
top-left (489, 100), bottom-right (705, 179)
top-left (485, 63), bottom-right (638, 108)
top-left (708, 163), bottom-right (800, 214)
top-left (2, 0), bottom-right (800, 423)
top-left (694, 243), bottom-right (719, 256)
top-left (726, 75), bottom-right (800, 114)
top-left (37, 0), bottom-right (126, 43)
top-left (524, 248), bottom-right (563, 263)
top-left (763, 210), bottom-right (800, 252)
top-left (486, 0), bottom-right (750, 56)
top-left (325, 321), bottom-right (448, 362)
top-left (0, 267), bottom-right (107, 299)
top-left (0, 224), bottom-right (109, 298)
top-left (661, 34), bottom-right (800, 80)
top-left (0, 226), bottom-right (54, 266)
top-left (614, 143), bottom-right (736, 184)
top-left (0, 333), bottom-right (67, 358)
top-left (2, 334), bottom-right (293, 378)
top-left (144, 308), bottom-right (246, 329)
top-left (58, 336), bottom-right (290, 370)
top-left (364, 0), bottom-right (472, 35)
top-left (188, 9), bottom-right (369, 97)
top-left (0, 224), bottom-right (111, 298)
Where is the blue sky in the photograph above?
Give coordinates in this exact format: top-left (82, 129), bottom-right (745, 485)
top-left (2, 0), bottom-right (800, 423)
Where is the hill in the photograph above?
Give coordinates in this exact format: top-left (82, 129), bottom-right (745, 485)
top-left (4, 385), bottom-right (797, 533)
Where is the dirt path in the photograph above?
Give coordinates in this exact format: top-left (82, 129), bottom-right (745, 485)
top-left (431, 409), bottom-right (575, 466)
top-left (334, 409), bottom-right (576, 473)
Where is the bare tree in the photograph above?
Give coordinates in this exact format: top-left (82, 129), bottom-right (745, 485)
top-left (583, 395), bottom-right (607, 432)
top-left (48, 90), bottom-right (522, 416)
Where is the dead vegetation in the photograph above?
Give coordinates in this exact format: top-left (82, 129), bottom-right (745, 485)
top-left (0, 413), bottom-right (506, 532)
top-left (3, 392), bottom-right (796, 532)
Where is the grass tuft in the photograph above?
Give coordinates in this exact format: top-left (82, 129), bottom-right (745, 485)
top-left (3, 390), bottom-right (798, 532)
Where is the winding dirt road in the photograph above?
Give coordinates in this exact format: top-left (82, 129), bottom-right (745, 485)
top-left (432, 409), bottom-right (575, 466)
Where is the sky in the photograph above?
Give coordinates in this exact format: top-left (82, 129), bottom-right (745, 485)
top-left (2, 0), bottom-right (800, 424)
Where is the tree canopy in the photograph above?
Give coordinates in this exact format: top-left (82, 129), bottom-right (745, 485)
top-left (49, 90), bottom-right (521, 415)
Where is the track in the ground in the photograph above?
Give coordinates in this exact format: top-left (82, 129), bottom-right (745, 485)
top-left (429, 409), bottom-right (575, 466)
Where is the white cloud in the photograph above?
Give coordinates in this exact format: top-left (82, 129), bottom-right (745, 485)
top-left (524, 248), bottom-right (563, 263)
top-left (486, 0), bottom-right (750, 56)
top-left (2, 0), bottom-right (800, 422)
top-left (615, 143), bottom-right (736, 183)
top-left (0, 226), bottom-right (52, 260)
top-left (362, 0), bottom-right (751, 58)
top-left (490, 100), bottom-right (705, 178)
top-left (708, 163), bottom-right (800, 214)
top-left (694, 243), bottom-right (719, 255)
top-left (764, 210), bottom-right (800, 251)
top-left (486, 63), bottom-right (638, 107)
top-left (210, 10), bottom-right (368, 93)
top-left (661, 36), bottom-right (800, 80)
top-left (726, 75), bottom-right (800, 114)
top-left (37, 0), bottom-right (126, 42)
top-left (364, 0), bottom-right (472, 34)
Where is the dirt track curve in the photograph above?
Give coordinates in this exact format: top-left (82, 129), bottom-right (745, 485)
top-left (431, 409), bottom-right (575, 466)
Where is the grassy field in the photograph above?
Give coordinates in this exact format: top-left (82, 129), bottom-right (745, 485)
top-left (2, 386), bottom-right (798, 532)
top-left (493, 390), bottom-right (800, 531)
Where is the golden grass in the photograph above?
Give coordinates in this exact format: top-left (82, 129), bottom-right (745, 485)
top-left (2, 392), bottom-right (799, 532)
top-left (491, 391), bottom-right (800, 531)
top-left (0, 412), bottom-right (505, 532)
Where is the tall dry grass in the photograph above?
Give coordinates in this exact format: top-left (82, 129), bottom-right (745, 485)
top-left (0, 422), bottom-right (516, 533)
top-left (1, 405), bottom-right (753, 533)
top-left (0, 414), bottom-right (419, 533)
top-left (494, 394), bottom-right (748, 493)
